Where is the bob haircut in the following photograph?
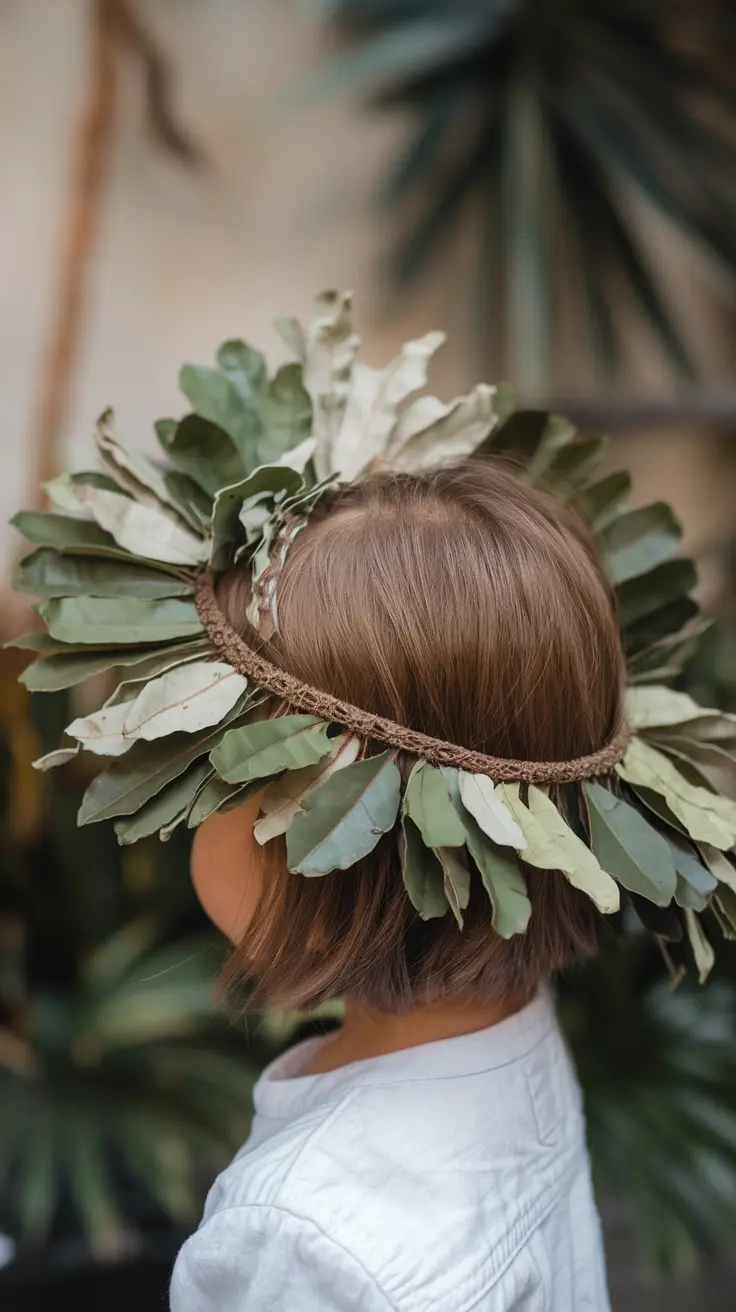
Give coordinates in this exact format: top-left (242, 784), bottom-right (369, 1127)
top-left (218, 460), bottom-right (626, 1013)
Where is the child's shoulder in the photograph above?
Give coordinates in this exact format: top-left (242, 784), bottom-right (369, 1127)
top-left (194, 1009), bottom-right (598, 1310)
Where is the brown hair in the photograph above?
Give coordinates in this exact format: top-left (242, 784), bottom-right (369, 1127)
top-left (220, 459), bottom-right (625, 1012)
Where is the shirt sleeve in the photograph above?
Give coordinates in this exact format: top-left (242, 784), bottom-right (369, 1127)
top-left (170, 1202), bottom-right (394, 1312)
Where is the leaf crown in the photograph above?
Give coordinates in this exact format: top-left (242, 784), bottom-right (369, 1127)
top-left (10, 290), bottom-right (736, 980)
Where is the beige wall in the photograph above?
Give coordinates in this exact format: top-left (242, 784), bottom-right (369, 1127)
top-left (1, 0), bottom-right (733, 585)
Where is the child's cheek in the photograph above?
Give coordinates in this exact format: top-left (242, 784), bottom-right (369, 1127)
top-left (190, 791), bottom-right (266, 943)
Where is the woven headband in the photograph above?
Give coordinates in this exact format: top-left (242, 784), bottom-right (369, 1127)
top-left (194, 572), bottom-right (629, 785)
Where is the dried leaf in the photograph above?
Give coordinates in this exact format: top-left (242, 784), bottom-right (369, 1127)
top-left (684, 908), bottom-right (714, 983)
top-left (584, 782), bottom-right (677, 906)
top-left (599, 502), bottom-right (681, 585)
top-left (67, 700), bottom-right (138, 757)
top-left (436, 846), bottom-right (470, 928)
top-left (667, 833), bottom-right (717, 911)
top-left (95, 409), bottom-right (192, 521)
top-left (303, 290), bottom-right (361, 481)
top-left (123, 661), bottom-right (248, 742)
top-left (44, 470), bottom-right (121, 511)
top-left (211, 715), bottom-right (333, 784)
top-left (20, 638), bottom-right (210, 693)
top-left (114, 760), bottom-right (213, 845)
top-left (331, 331), bottom-right (445, 480)
top-left (699, 843), bottom-right (736, 895)
top-left (499, 784), bottom-right (620, 913)
top-left (388, 383), bottom-right (496, 471)
top-left (75, 485), bottom-right (208, 567)
top-left (617, 739), bottom-right (736, 850)
top-left (626, 685), bottom-right (721, 730)
top-left (286, 751), bottom-right (401, 875)
top-left (209, 465), bottom-right (303, 572)
top-left (32, 746), bottom-right (80, 771)
top-left (186, 774), bottom-right (261, 828)
top-left (254, 734), bottom-right (360, 843)
top-left (458, 772), bottom-right (526, 850)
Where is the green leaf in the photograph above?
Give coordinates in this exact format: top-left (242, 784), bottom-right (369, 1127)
top-left (684, 908), bottom-right (714, 983)
top-left (403, 761), bottom-right (466, 848)
top-left (115, 760), bottom-right (213, 844)
top-left (38, 596), bottom-right (203, 645)
top-left (617, 559), bottom-right (697, 629)
top-left (617, 739), bottom-right (736, 850)
top-left (156, 414), bottom-right (246, 496)
top-left (623, 596), bottom-right (700, 658)
top-left (499, 783), bottom-right (620, 913)
top-left (78, 695), bottom-right (254, 824)
top-left (584, 782), bottom-right (677, 907)
top-left (399, 815), bottom-right (449, 920)
top-left (211, 715), bottom-right (333, 784)
top-left (626, 685), bottom-right (712, 730)
top-left (576, 471), bottom-right (631, 532)
top-left (713, 887), bottom-right (736, 940)
top-left (11, 509), bottom-right (124, 557)
top-left (256, 364), bottom-right (313, 465)
top-left (19, 638), bottom-right (210, 692)
top-left (163, 470), bottom-right (213, 531)
top-left (436, 845), bottom-right (470, 929)
top-left (210, 465), bottom-right (304, 572)
top-left (599, 502), bottom-right (682, 585)
top-left (286, 751), bottom-right (401, 876)
top-left (217, 338), bottom-right (267, 395)
top-left (13, 548), bottom-right (194, 600)
top-left (186, 773), bottom-right (261, 828)
top-left (441, 767), bottom-right (531, 937)
top-left (698, 843), bottom-right (736, 895)
top-left (667, 834), bottom-right (717, 912)
top-left (254, 734), bottom-right (360, 843)
top-left (628, 625), bottom-right (710, 683)
top-left (180, 364), bottom-right (261, 468)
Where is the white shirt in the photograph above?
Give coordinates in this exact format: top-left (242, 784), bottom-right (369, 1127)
top-left (171, 992), bottom-right (610, 1311)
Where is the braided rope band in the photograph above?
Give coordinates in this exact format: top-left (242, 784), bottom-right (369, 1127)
top-left (195, 573), bottom-right (629, 784)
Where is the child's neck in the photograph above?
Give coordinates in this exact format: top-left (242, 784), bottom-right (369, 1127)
top-left (301, 991), bottom-right (529, 1076)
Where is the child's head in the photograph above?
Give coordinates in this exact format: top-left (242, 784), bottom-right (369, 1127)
top-left (191, 459), bottom-right (625, 1011)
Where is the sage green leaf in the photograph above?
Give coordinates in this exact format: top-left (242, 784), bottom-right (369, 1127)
top-left (399, 817), bottom-right (449, 920)
top-left (114, 760), bottom-right (213, 845)
top-left (12, 510), bottom-right (124, 557)
top-left (256, 364), bottom-right (312, 464)
top-left (44, 470), bottom-right (121, 510)
top-left (156, 414), bottom-right (246, 496)
top-left (441, 767), bottom-right (531, 938)
top-left (211, 715), bottom-right (333, 784)
top-left (103, 642), bottom-right (214, 704)
top-left (625, 685), bottom-right (715, 731)
top-left (38, 597), bottom-right (203, 646)
top-left (599, 502), bottom-right (681, 584)
top-left (403, 761), bottom-right (466, 848)
top-left (286, 751), bottom-right (401, 876)
top-left (684, 908), bottom-right (714, 984)
top-left (539, 438), bottom-right (606, 494)
top-left (186, 773), bottom-right (262, 828)
top-left (210, 465), bottom-right (303, 572)
top-left (179, 364), bottom-right (261, 466)
top-left (13, 548), bottom-right (194, 600)
top-left (617, 739), bottom-right (736, 850)
top-left (122, 661), bottom-right (248, 743)
top-left (667, 834), bottom-right (717, 911)
top-left (576, 470), bottom-right (631, 532)
top-left (78, 694), bottom-right (253, 824)
top-left (583, 782), bottom-right (677, 906)
top-left (274, 314), bottom-right (306, 361)
top-left (436, 846), bottom-right (470, 928)
top-left (75, 485), bottom-right (208, 567)
top-left (617, 559), bottom-right (697, 630)
top-left (162, 471), bottom-right (213, 532)
top-left (217, 339), bottom-right (267, 395)
top-left (254, 734), bottom-right (360, 843)
top-left (499, 783), bottom-right (620, 913)
top-left (649, 734), bottom-right (736, 802)
top-left (20, 638), bottom-right (210, 692)
top-left (458, 771), bottom-right (525, 850)
top-left (698, 844), bottom-right (736, 895)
